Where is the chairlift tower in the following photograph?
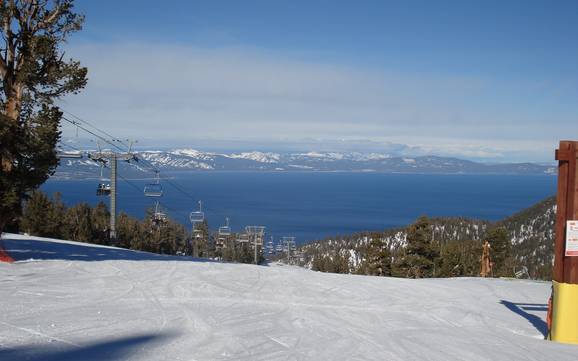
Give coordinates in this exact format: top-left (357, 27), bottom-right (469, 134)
top-left (245, 226), bottom-right (265, 264)
top-left (282, 236), bottom-right (296, 263)
top-left (58, 141), bottom-right (136, 240)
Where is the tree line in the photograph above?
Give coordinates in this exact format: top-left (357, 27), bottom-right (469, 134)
top-left (18, 190), bottom-right (264, 264)
top-left (307, 215), bottom-right (514, 279)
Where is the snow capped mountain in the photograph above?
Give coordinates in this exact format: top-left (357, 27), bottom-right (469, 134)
top-left (139, 151), bottom-right (215, 170)
top-left (290, 151), bottom-right (390, 162)
top-left (227, 151), bottom-right (281, 163)
top-left (54, 148), bottom-right (555, 177)
top-left (170, 148), bottom-right (217, 160)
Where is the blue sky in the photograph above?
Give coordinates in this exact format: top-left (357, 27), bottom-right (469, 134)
top-left (59, 1), bottom-right (578, 162)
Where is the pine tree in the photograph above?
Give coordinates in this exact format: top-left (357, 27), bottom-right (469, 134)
top-left (399, 216), bottom-right (439, 278)
top-left (116, 212), bottom-right (143, 250)
top-left (438, 239), bottom-right (482, 277)
top-left (64, 203), bottom-right (92, 243)
top-left (363, 235), bottom-right (392, 276)
top-left (0, 1), bottom-right (87, 234)
top-left (21, 191), bottom-right (57, 237)
top-left (91, 202), bottom-right (110, 244)
top-left (333, 251), bottom-right (351, 274)
top-left (486, 227), bottom-right (511, 277)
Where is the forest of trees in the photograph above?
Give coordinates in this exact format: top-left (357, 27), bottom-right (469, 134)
top-left (302, 196), bottom-right (557, 280)
top-left (16, 191), bottom-right (555, 278)
top-left (308, 216), bottom-right (511, 279)
top-left (18, 190), bottom-right (264, 264)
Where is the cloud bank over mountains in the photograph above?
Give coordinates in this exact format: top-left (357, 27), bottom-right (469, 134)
top-left (59, 43), bottom-right (575, 163)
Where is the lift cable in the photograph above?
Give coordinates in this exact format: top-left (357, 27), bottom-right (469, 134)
top-left (59, 111), bottom-right (222, 223)
top-left (116, 173), bottom-right (179, 216)
top-left (61, 109), bottom-right (130, 148)
top-left (61, 116), bottom-right (128, 154)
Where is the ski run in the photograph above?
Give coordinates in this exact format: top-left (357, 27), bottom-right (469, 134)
top-left (1, 234), bottom-right (577, 361)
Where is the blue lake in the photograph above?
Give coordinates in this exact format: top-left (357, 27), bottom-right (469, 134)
top-left (42, 172), bottom-right (557, 243)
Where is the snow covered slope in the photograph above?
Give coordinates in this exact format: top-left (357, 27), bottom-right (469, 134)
top-left (1, 234), bottom-right (576, 361)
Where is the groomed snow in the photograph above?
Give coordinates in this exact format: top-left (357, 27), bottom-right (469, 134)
top-left (1, 234), bottom-right (577, 361)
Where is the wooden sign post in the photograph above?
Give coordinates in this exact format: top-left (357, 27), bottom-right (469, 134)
top-left (550, 140), bottom-right (578, 343)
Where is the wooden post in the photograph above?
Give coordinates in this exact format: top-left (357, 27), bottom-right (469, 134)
top-left (550, 140), bottom-right (578, 344)
top-left (553, 141), bottom-right (578, 283)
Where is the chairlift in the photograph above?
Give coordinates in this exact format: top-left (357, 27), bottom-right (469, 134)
top-left (96, 162), bottom-right (111, 196)
top-left (236, 233), bottom-right (249, 243)
top-left (151, 201), bottom-right (168, 227)
top-left (144, 171), bottom-right (163, 197)
top-left (218, 217), bottom-right (231, 236)
top-left (514, 266), bottom-right (530, 279)
top-left (216, 236), bottom-right (226, 249)
top-left (189, 200), bottom-right (205, 224)
top-left (96, 183), bottom-right (111, 196)
top-left (57, 151), bottom-right (82, 158)
top-left (144, 184), bottom-right (163, 197)
top-left (192, 228), bottom-right (204, 241)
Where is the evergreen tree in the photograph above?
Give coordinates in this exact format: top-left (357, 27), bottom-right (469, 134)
top-left (364, 236), bottom-right (392, 276)
top-left (21, 191), bottom-right (57, 237)
top-left (0, 1), bottom-right (87, 234)
top-left (438, 240), bottom-right (482, 277)
top-left (399, 216), bottom-right (439, 278)
top-left (91, 201), bottom-right (110, 244)
top-left (311, 255), bottom-right (325, 272)
top-left (333, 252), bottom-right (350, 274)
top-left (116, 212), bottom-right (144, 250)
top-left (64, 203), bottom-right (92, 243)
top-left (486, 227), bottom-right (511, 277)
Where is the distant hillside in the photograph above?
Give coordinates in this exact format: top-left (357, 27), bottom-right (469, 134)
top-left (293, 197), bottom-right (557, 280)
top-left (54, 148), bottom-right (556, 177)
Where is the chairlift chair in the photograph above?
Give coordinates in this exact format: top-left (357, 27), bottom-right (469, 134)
top-left (216, 236), bottom-right (226, 249)
top-left (57, 151), bottom-right (82, 158)
top-left (144, 184), bottom-right (163, 197)
top-left (144, 171), bottom-right (163, 197)
top-left (96, 183), bottom-right (111, 196)
top-left (218, 217), bottom-right (231, 236)
top-left (152, 213), bottom-right (168, 227)
top-left (514, 266), bottom-right (530, 279)
top-left (236, 233), bottom-right (249, 243)
top-left (96, 163), bottom-right (111, 196)
top-left (189, 201), bottom-right (205, 224)
top-left (151, 201), bottom-right (168, 227)
top-left (193, 229), bottom-right (204, 239)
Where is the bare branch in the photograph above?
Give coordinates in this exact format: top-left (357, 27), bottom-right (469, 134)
top-left (32, 3), bottom-right (64, 33)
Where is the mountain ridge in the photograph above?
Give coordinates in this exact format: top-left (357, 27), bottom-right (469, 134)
top-left (55, 148), bottom-right (556, 177)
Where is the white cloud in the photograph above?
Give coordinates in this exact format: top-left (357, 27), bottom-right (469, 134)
top-left (58, 42), bottom-right (575, 162)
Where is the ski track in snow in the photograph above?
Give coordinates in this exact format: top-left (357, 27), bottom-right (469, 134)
top-left (1, 234), bottom-right (577, 361)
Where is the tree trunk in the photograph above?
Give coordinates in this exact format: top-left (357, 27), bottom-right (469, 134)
top-left (1, 81), bottom-right (22, 173)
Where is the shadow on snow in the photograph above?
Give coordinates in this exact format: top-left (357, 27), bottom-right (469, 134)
top-left (500, 300), bottom-right (548, 338)
top-left (1, 237), bottom-right (209, 263)
top-left (0, 332), bottom-right (176, 361)
top-left (1, 236), bottom-right (270, 266)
